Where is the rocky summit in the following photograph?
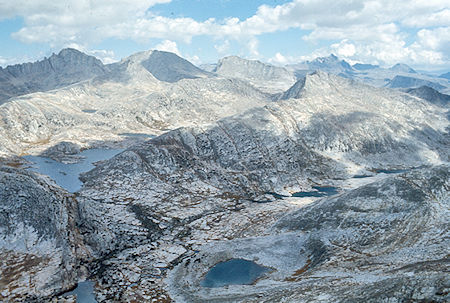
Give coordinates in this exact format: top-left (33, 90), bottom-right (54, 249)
top-left (0, 49), bottom-right (449, 302)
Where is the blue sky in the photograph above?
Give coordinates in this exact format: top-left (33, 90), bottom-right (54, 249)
top-left (0, 0), bottom-right (449, 71)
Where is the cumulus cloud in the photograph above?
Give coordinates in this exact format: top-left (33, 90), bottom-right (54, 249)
top-left (268, 52), bottom-right (289, 65)
top-left (214, 39), bottom-right (230, 54)
top-left (154, 40), bottom-right (181, 56)
top-left (1, 0), bottom-right (449, 68)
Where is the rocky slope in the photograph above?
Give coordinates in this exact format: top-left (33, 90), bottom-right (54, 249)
top-left (287, 54), bottom-right (450, 92)
top-left (287, 54), bottom-right (354, 77)
top-left (70, 71), bottom-right (448, 301)
top-left (406, 86), bottom-right (450, 107)
top-left (138, 50), bottom-right (210, 82)
top-left (0, 48), bottom-right (108, 104)
top-left (0, 51), bottom-right (270, 157)
top-left (1, 49), bottom-right (449, 302)
top-left (0, 164), bottom-right (87, 301)
top-left (439, 72), bottom-right (450, 80)
top-left (389, 63), bottom-right (417, 74)
top-left (168, 165), bottom-right (449, 302)
top-left (214, 56), bottom-right (296, 94)
top-left (386, 75), bottom-right (446, 91)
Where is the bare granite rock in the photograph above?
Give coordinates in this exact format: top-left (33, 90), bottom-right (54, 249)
top-left (168, 165), bottom-right (449, 302)
top-left (0, 165), bottom-right (88, 302)
top-left (0, 48), bottom-right (108, 104)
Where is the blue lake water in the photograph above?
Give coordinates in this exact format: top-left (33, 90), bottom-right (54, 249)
top-left (63, 281), bottom-right (97, 303)
top-left (24, 148), bottom-right (123, 192)
top-left (352, 174), bottom-right (372, 179)
top-left (292, 186), bottom-right (339, 198)
top-left (374, 168), bottom-right (409, 174)
top-left (201, 259), bottom-right (270, 288)
top-left (119, 133), bottom-right (156, 139)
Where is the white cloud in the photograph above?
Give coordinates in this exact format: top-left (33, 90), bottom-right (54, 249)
top-left (88, 49), bottom-right (118, 64)
top-left (214, 39), bottom-right (230, 54)
top-left (1, 0), bottom-right (450, 68)
top-left (269, 52), bottom-right (289, 65)
top-left (247, 38), bottom-right (260, 57)
top-left (331, 40), bottom-right (356, 57)
top-left (0, 57), bottom-right (8, 66)
top-left (186, 55), bottom-right (201, 66)
top-left (154, 40), bottom-right (181, 56)
top-left (4, 0), bottom-right (172, 45)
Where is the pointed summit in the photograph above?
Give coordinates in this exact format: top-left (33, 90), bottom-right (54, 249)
top-left (0, 48), bottom-right (107, 104)
top-left (142, 50), bottom-right (209, 83)
top-left (287, 54), bottom-right (354, 78)
top-left (120, 50), bottom-right (209, 83)
top-left (389, 63), bottom-right (416, 74)
top-left (308, 54), bottom-right (353, 72)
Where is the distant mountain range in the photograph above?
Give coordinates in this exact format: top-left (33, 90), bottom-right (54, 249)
top-left (0, 47), bottom-right (448, 302)
top-left (0, 49), bottom-right (108, 104)
top-left (1, 49), bottom-right (449, 105)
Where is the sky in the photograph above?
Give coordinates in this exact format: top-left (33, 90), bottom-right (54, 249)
top-left (0, 0), bottom-right (449, 71)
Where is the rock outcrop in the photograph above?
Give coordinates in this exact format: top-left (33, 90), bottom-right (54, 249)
top-left (168, 165), bottom-right (450, 302)
top-left (0, 48), bottom-right (108, 104)
top-left (386, 75), bottom-right (446, 91)
top-left (72, 72), bottom-right (448, 300)
top-left (0, 165), bottom-right (87, 301)
top-left (215, 56), bottom-right (296, 93)
top-left (406, 86), bottom-right (450, 107)
top-left (0, 52), bottom-right (270, 157)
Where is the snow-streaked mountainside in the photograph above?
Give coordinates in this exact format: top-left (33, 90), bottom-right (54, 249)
top-left (214, 56), bottom-right (296, 93)
top-left (0, 48), bottom-right (449, 302)
top-left (0, 48), bottom-right (108, 104)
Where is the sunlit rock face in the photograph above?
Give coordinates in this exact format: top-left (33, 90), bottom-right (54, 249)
top-left (0, 49), bottom-right (448, 302)
top-left (74, 72), bottom-right (448, 301)
top-left (215, 56), bottom-right (297, 94)
top-left (0, 48), bottom-right (108, 104)
top-left (0, 51), bottom-right (271, 158)
top-left (168, 165), bottom-right (450, 303)
top-left (0, 165), bottom-right (87, 302)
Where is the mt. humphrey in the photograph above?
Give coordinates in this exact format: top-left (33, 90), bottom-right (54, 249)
top-left (0, 49), bottom-right (449, 302)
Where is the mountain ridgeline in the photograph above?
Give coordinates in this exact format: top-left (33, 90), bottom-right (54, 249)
top-left (0, 48), bottom-right (108, 104)
top-left (0, 48), bottom-right (449, 302)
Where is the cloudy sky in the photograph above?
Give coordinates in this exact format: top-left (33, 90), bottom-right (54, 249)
top-left (0, 0), bottom-right (449, 71)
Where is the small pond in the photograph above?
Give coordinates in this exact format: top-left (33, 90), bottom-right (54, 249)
top-left (352, 174), bottom-right (373, 179)
top-left (119, 133), bottom-right (156, 139)
top-left (201, 258), bottom-right (270, 288)
top-left (374, 168), bottom-right (409, 174)
top-left (82, 109), bottom-right (97, 113)
top-left (24, 148), bottom-right (123, 192)
top-left (292, 186), bottom-right (339, 198)
top-left (63, 281), bottom-right (97, 303)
